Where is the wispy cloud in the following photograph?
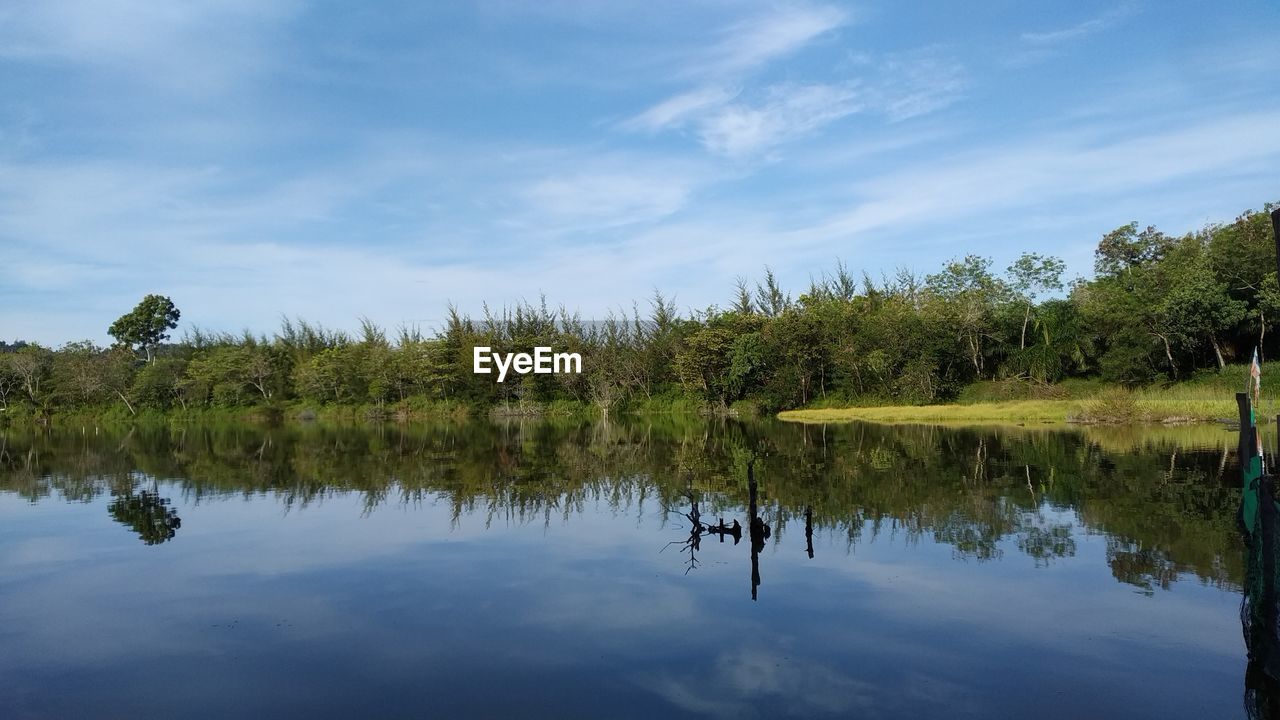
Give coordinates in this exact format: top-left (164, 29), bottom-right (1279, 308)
top-left (870, 52), bottom-right (967, 121)
top-left (520, 160), bottom-right (711, 231)
top-left (621, 86), bottom-right (739, 134)
top-left (790, 109), bottom-right (1280, 246)
top-left (0, 0), bottom-right (300, 95)
top-left (641, 646), bottom-right (879, 718)
top-left (617, 3), bottom-right (854, 155)
top-left (620, 5), bottom-right (963, 157)
top-left (625, 52), bottom-right (965, 157)
top-left (1021, 5), bottom-right (1135, 45)
top-left (698, 83), bottom-right (863, 157)
top-left (698, 3), bottom-right (848, 77)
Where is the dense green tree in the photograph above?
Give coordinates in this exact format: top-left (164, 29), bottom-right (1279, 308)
top-left (181, 345), bottom-right (259, 406)
top-left (1161, 252), bottom-right (1247, 369)
top-left (109, 294), bottom-right (180, 362)
top-left (926, 255), bottom-right (1007, 378)
top-left (438, 306), bottom-right (493, 403)
top-left (634, 291), bottom-right (682, 399)
top-left (294, 346), bottom-right (362, 404)
top-left (581, 313), bottom-right (633, 415)
top-left (1207, 206), bottom-right (1279, 354)
top-left (49, 342), bottom-right (136, 412)
top-left (131, 357), bottom-right (189, 410)
top-left (0, 354), bottom-right (22, 410)
top-left (1257, 273), bottom-right (1280, 359)
top-left (52, 341), bottom-right (107, 405)
top-left (760, 309), bottom-right (826, 407)
top-left (1094, 223), bottom-right (1174, 278)
top-left (676, 316), bottom-right (746, 405)
top-left (754, 267), bottom-right (792, 317)
top-left (1082, 225), bottom-right (1187, 382)
top-left (1005, 299), bottom-right (1090, 382)
top-left (9, 344), bottom-right (53, 405)
top-left (1007, 253), bottom-right (1066, 350)
top-left (388, 335), bottom-right (443, 402)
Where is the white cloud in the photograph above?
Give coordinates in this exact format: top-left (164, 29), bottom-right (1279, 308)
top-left (622, 86), bottom-right (739, 133)
top-left (621, 4), bottom-right (966, 158)
top-left (792, 109), bottom-right (1280, 244)
top-left (871, 52), bottom-right (967, 121)
top-left (524, 171), bottom-right (695, 229)
top-left (700, 3), bottom-right (848, 77)
top-left (618, 3), bottom-right (867, 156)
top-left (698, 83), bottom-right (863, 157)
top-left (0, 138), bottom-right (741, 341)
top-left (0, 0), bottom-right (300, 94)
top-left (642, 645), bottom-right (879, 717)
top-left (626, 52), bottom-right (964, 157)
top-left (1021, 5), bottom-right (1135, 45)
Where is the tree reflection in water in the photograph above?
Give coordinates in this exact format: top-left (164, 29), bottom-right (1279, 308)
top-left (0, 417), bottom-right (1259, 717)
top-left (0, 418), bottom-right (1244, 593)
top-left (664, 492), bottom-right (743, 574)
top-left (747, 461), bottom-right (770, 601)
top-left (107, 490), bottom-right (181, 545)
top-left (664, 460), bottom-right (810, 601)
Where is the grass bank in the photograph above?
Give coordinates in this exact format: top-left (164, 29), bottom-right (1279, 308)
top-left (779, 399), bottom-right (1083, 425)
top-left (781, 365), bottom-right (1278, 426)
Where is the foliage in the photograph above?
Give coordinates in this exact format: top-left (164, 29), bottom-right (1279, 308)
top-left (108, 294), bottom-right (180, 362)
top-left (4, 202), bottom-right (1278, 420)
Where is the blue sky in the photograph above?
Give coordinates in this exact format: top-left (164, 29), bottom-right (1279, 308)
top-left (2, 0), bottom-right (1278, 344)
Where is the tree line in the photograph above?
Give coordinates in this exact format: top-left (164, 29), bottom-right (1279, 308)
top-left (1, 204), bottom-right (1276, 419)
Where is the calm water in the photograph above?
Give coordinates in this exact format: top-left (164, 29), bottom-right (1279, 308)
top-left (0, 419), bottom-right (1257, 718)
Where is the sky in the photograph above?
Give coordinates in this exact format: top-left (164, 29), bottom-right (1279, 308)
top-left (2, 0), bottom-right (1278, 345)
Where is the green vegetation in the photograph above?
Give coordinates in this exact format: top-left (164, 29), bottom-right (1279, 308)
top-left (780, 400), bottom-right (1084, 425)
top-left (108, 294), bottom-right (180, 363)
top-left (1, 204), bottom-right (1276, 425)
top-left (783, 361), bottom-right (1280, 425)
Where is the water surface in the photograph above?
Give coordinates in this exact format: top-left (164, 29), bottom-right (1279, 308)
top-left (0, 420), bottom-right (1252, 718)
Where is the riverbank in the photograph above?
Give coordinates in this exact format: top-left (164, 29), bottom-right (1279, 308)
top-left (0, 392), bottom-right (725, 428)
top-left (5, 366), bottom-right (1272, 429)
top-left (779, 378), bottom-right (1264, 426)
top-left (779, 400), bottom-right (1082, 425)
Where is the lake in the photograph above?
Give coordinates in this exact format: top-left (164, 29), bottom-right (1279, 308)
top-left (0, 419), bottom-right (1260, 718)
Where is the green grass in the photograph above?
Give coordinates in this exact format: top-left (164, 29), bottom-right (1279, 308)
top-left (781, 363), bottom-right (1277, 426)
top-left (779, 399), bottom-right (1083, 425)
